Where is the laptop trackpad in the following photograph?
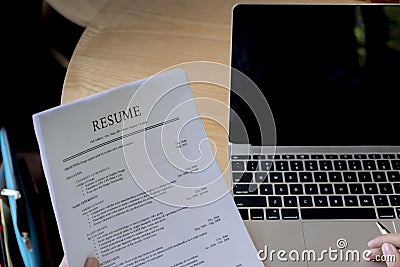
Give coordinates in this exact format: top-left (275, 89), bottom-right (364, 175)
top-left (245, 221), bottom-right (307, 266)
top-left (303, 220), bottom-right (399, 267)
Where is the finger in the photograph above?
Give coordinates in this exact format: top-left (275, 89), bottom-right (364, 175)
top-left (382, 243), bottom-right (400, 267)
top-left (84, 257), bottom-right (100, 267)
top-left (59, 256), bottom-right (67, 267)
top-left (368, 234), bottom-right (400, 248)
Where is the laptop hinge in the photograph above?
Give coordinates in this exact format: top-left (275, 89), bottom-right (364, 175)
top-left (229, 143), bottom-right (250, 156)
top-left (229, 143), bottom-right (273, 157)
top-left (230, 143), bottom-right (277, 156)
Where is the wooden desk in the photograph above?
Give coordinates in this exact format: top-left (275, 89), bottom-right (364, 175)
top-left (46, 0), bottom-right (108, 27)
top-left (61, 0), bottom-right (371, 183)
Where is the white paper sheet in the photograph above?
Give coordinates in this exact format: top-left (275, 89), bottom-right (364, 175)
top-left (33, 69), bottom-right (263, 267)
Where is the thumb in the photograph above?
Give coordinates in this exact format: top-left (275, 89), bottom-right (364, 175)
top-left (381, 243), bottom-right (400, 267)
top-left (84, 257), bottom-right (100, 267)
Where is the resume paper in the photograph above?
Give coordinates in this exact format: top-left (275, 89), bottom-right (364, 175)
top-left (33, 69), bottom-right (262, 267)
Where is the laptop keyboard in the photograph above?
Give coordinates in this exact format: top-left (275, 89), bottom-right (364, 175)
top-left (231, 153), bottom-right (400, 221)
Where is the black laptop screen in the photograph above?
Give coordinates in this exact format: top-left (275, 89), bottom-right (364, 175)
top-left (229, 4), bottom-right (400, 146)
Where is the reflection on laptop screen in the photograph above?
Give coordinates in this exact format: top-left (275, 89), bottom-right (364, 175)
top-left (230, 4), bottom-right (400, 146)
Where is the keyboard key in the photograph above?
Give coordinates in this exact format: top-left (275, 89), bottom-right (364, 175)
top-left (275, 161), bottom-right (289, 171)
top-left (334, 160), bottom-right (347, 170)
top-left (232, 161), bottom-right (245, 171)
top-left (284, 172), bottom-right (298, 183)
top-left (274, 184), bottom-right (288, 195)
top-left (269, 172), bottom-right (283, 183)
top-left (232, 172), bottom-right (253, 183)
top-left (304, 161), bottom-right (318, 171)
top-left (260, 161), bottom-right (274, 171)
top-left (340, 154), bottom-right (352, 159)
top-left (348, 160), bottom-right (362, 170)
top-left (374, 195), bottom-right (389, 206)
top-left (250, 209), bottom-right (264, 220)
top-left (364, 183), bottom-right (378, 194)
top-left (253, 155), bottom-right (265, 160)
top-left (395, 183), bottom-right (400, 193)
top-left (379, 183), bottom-right (393, 194)
top-left (377, 208), bottom-right (395, 219)
top-left (314, 196), bottom-right (328, 206)
top-left (231, 155), bottom-right (250, 160)
top-left (389, 195), bottom-right (400, 206)
top-left (328, 172), bottom-right (343, 182)
top-left (368, 154), bottom-right (381, 159)
top-left (281, 155), bottom-right (295, 159)
top-left (299, 196), bottom-right (313, 207)
top-left (301, 208), bottom-right (376, 219)
top-left (233, 184), bottom-right (258, 195)
top-left (290, 161), bottom-right (304, 171)
top-left (283, 196), bottom-right (298, 207)
top-left (281, 209), bottom-right (299, 220)
top-left (311, 154), bottom-right (324, 159)
top-left (319, 184), bottom-right (333, 194)
top-left (314, 172), bottom-right (328, 182)
top-left (388, 171), bottom-right (400, 182)
top-left (299, 172), bottom-right (313, 182)
top-left (344, 196), bottom-right (359, 206)
top-left (391, 160), bottom-right (400, 170)
top-left (354, 154), bottom-right (367, 159)
top-left (268, 196), bottom-right (282, 207)
top-left (238, 209), bottom-right (249, 220)
top-left (382, 154), bottom-right (396, 159)
top-left (372, 172), bottom-right (387, 182)
top-left (359, 195), bottom-right (374, 206)
top-left (260, 184), bottom-right (273, 195)
top-left (296, 154), bottom-right (309, 159)
top-left (343, 172), bottom-right (357, 182)
top-left (265, 209), bottom-right (280, 220)
top-left (329, 196), bottom-right (343, 206)
top-left (246, 161), bottom-right (259, 171)
top-left (396, 208), bottom-right (400, 218)
top-left (234, 196), bottom-right (266, 207)
top-left (325, 154), bottom-right (338, 159)
top-left (377, 160), bottom-right (391, 170)
top-left (334, 184), bottom-right (349, 194)
top-left (358, 172), bottom-right (372, 182)
top-left (289, 184), bottom-right (303, 195)
top-left (349, 184), bottom-right (364, 194)
top-left (305, 184), bottom-right (319, 194)
top-left (255, 172), bottom-right (268, 183)
top-left (319, 160), bottom-right (333, 170)
top-left (363, 160), bottom-right (377, 170)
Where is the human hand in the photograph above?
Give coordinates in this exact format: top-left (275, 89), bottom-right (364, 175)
top-left (367, 233), bottom-right (400, 267)
top-left (59, 256), bottom-right (100, 267)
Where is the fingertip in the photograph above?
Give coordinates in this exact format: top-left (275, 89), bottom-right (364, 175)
top-left (84, 257), bottom-right (100, 267)
top-left (59, 256), bottom-right (67, 267)
top-left (367, 238), bottom-right (375, 248)
top-left (381, 243), bottom-right (400, 267)
top-left (382, 243), bottom-right (394, 255)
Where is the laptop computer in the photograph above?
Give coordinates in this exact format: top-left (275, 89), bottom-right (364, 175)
top-left (229, 3), bottom-right (400, 266)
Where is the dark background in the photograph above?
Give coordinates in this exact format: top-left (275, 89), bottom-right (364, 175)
top-left (3, 0), bottom-right (84, 152)
top-left (2, 0), bottom-right (85, 265)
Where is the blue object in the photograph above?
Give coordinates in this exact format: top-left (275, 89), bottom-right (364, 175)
top-left (0, 127), bottom-right (41, 267)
